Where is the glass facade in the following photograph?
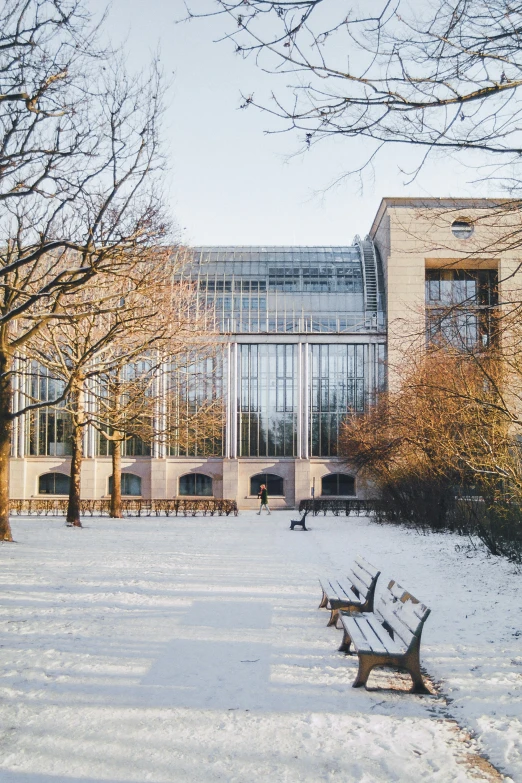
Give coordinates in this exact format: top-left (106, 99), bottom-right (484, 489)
top-left (18, 243), bottom-right (386, 465)
top-left (310, 344), bottom-right (366, 457)
top-left (167, 353), bottom-right (225, 457)
top-left (25, 364), bottom-right (73, 457)
top-left (238, 344), bottom-right (296, 457)
top-left (176, 245), bottom-right (385, 334)
top-left (97, 433), bottom-right (151, 457)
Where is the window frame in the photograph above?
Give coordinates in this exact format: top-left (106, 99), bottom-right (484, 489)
top-left (178, 473), bottom-right (213, 497)
top-left (38, 472), bottom-right (71, 495)
top-left (108, 473), bottom-right (142, 497)
top-left (249, 473), bottom-right (285, 497)
top-left (321, 473), bottom-right (356, 497)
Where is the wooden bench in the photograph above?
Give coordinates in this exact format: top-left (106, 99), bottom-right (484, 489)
top-left (318, 557), bottom-right (381, 627)
top-left (338, 579), bottom-right (431, 693)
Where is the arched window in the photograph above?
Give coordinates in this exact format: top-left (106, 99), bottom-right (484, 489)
top-left (250, 473), bottom-right (284, 497)
top-left (321, 473), bottom-right (355, 497)
top-left (38, 472), bottom-right (70, 495)
top-left (179, 473), bottom-right (213, 496)
top-left (108, 474), bottom-right (142, 496)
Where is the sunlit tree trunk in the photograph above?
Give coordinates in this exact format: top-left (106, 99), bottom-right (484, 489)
top-left (66, 384), bottom-right (85, 527)
top-left (110, 434), bottom-right (123, 518)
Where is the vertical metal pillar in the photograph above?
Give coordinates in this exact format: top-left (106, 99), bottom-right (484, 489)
top-left (11, 355), bottom-right (19, 457)
top-left (296, 342), bottom-right (302, 459)
top-left (225, 342), bottom-right (231, 458)
top-left (230, 342), bottom-right (238, 458)
top-left (303, 342), bottom-right (309, 459)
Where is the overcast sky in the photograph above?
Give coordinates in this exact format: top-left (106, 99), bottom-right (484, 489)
top-left (91, 0), bottom-right (503, 246)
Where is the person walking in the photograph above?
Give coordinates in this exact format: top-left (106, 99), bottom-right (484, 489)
top-left (257, 483), bottom-right (271, 515)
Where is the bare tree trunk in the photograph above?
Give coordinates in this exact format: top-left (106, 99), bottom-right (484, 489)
top-left (110, 435), bottom-right (123, 518)
top-left (0, 348), bottom-right (13, 541)
top-left (66, 385), bottom-right (84, 528)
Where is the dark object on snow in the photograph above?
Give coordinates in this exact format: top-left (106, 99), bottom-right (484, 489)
top-left (290, 510), bottom-right (308, 530)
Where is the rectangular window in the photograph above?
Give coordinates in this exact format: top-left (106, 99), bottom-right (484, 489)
top-left (309, 344), bottom-right (366, 457)
top-left (425, 269), bottom-right (497, 348)
top-left (167, 351), bottom-right (226, 457)
top-left (25, 363), bottom-right (73, 457)
top-left (238, 344), bottom-right (297, 457)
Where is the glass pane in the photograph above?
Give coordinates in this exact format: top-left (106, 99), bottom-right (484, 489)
top-left (179, 474), bottom-right (195, 495)
top-left (238, 344), bottom-right (296, 457)
top-left (321, 473), bottom-right (355, 496)
top-left (179, 473), bottom-right (212, 496)
top-left (250, 473), bottom-right (284, 496)
top-left (309, 345), bottom-right (365, 457)
top-left (195, 474), bottom-right (213, 496)
top-left (123, 474), bottom-right (141, 496)
top-left (39, 473), bottom-right (70, 495)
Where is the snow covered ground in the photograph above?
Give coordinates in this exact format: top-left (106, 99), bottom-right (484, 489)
top-left (0, 511), bottom-right (521, 783)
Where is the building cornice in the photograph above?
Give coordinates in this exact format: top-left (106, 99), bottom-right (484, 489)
top-left (369, 196), bottom-right (516, 239)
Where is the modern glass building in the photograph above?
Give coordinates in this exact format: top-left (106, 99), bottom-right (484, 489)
top-left (11, 198), bottom-right (511, 507)
top-left (9, 238), bottom-right (386, 507)
top-left (177, 242), bottom-right (386, 460)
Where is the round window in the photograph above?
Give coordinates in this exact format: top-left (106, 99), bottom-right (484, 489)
top-left (451, 219), bottom-right (474, 239)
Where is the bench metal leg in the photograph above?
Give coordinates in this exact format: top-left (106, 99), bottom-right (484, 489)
top-left (353, 655), bottom-right (377, 688)
top-left (338, 628), bottom-right (353, 654)
top-left (318, 590), bottom-right (328, 609)
top-left (351, 650), bottom-right (430, 693)
top-left (404, 651), bottom-right (430, 694)
top-left (327, 608), bottom-right (339, 627)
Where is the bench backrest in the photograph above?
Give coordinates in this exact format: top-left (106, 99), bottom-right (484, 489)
top-left (375, 580), bottom-right (431, 652)
top-left (347, 556), bottom-right (381, 607)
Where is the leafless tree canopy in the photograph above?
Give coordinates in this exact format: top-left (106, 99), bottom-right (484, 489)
top-left (0, 1), bottom-right (170, 540)
top-left (188, 0), bottom-right (522, 180)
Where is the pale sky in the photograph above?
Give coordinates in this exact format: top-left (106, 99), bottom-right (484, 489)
top-left (91, 0), bottom-right (503, 246)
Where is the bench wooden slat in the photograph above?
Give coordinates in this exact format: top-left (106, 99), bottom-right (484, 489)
top-left (320, 577), bottom-right (362, 605)
top-left (375, 581), bottom-right (430, 647)
top-left (344, 613), bottom-right (404, 656)
top-left (347, 570), bottom-right (369, 598)
top-left (352, 557), bottom-right (378, 589)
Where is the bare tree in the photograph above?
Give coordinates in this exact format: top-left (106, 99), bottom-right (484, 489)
top-left (0, 1), bottom-right (168, 540)
top-left (340, 347), bottom-right (505, 503)
top-left (165, 351), bottom-right (226, 458)
top-left (25, 260), bottom-right (205, 527)
top-left (92, 349), bottom-right (225, 518)
top-left (89, 293), bottom-right (216, 520)
top-left (187, 1), bottom-right (522, 184)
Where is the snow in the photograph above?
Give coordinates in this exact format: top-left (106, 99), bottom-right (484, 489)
top-left (0, 511), bottom-right (521, 783)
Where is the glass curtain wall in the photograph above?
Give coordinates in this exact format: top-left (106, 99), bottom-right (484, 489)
top-left (95, 363), bottom-right (152, 457)
top-left (177, 247), bottom-right (376, 334)
top-left (25, 363), bottom-right (73, 456)
top-left (310, 344), bottom-right (365, 457)
top-left (97, 432), bottom-right (151, 457)
top-left (238, 344), bottom-right (297, 457)
top-left (167, 352), bottom-right (225, 457)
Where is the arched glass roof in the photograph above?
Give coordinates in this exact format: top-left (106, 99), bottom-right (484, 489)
top-left (173, 243), bottom-right (384, 335)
